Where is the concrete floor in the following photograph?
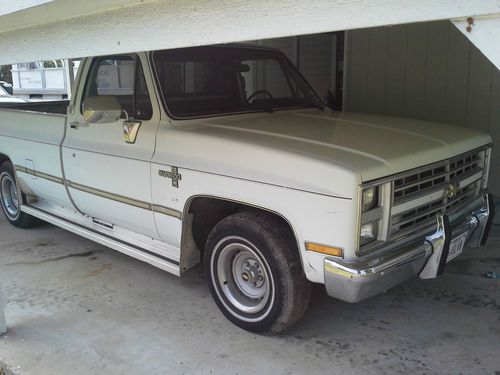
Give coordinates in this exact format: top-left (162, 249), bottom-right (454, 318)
top-left (0, 214), bottom-right (499, 375)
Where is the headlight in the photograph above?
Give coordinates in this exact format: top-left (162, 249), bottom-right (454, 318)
top-left (362, 186), bottom-right (379, 212)
top-left (358, 182), bottom-right (390, 254)
top-left (360, 220), bottom-right (379, 246)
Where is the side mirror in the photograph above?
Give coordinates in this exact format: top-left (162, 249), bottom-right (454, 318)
top-left (82, 96), bottom-right (122, 123)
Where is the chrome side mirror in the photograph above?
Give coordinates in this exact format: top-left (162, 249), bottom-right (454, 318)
top-left (82, 96), bottom-right (122, 124)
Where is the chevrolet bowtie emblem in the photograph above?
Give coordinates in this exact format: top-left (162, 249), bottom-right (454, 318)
top-left (443, 183), bottom-right (460, 199)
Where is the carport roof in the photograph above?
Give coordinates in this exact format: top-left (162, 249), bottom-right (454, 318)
top-left (0, 0), bottom-right (499, 64)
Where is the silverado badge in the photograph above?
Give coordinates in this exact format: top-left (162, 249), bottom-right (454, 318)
top-left (159, 167), bottom-right (182, 188)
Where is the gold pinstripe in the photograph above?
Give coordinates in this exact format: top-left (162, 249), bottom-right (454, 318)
top-left (14, 165), bottom-right (182, 220)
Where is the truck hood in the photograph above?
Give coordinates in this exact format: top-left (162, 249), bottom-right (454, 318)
top-left (191, 109), bottom-right (491, 182)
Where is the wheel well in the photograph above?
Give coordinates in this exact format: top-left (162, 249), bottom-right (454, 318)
top-left (0, 153), bottom-right (10, 166)
top-left (180, 197), bottom-right (298, 271)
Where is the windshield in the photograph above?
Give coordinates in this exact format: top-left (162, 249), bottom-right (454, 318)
top-left (152, 46), bottom-right (323, 118)
top-left (0, 86), bottom-right (8, 96)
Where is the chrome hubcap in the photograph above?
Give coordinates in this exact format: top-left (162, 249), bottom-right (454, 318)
top-left (216, 242), bottom-right (272, 315)
top-left (234, 255), bottom-right (266, 298)
top-left (1, 173), bottom-right (19, 218)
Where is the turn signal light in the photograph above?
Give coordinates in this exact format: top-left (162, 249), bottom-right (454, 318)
top-left (305, 242), bottom-right (343, 257)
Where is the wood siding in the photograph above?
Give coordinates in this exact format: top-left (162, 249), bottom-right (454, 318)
top-left (345, 21), bottom-right (500, 196)
top-left (298, 34), bottom-right (334, 99)
top-left (261, 34), bottom-right (335, 98)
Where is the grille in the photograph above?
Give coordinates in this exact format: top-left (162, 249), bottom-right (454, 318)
top-left (390, 150), bottom-right (484, 240)
top-left (393, 151), bottom-right (481, 203)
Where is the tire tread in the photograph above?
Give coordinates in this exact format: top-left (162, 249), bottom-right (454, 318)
top-left (205, 210), bottom-right (311, 333)
top-left (0, 162), bottom-right (36, 229)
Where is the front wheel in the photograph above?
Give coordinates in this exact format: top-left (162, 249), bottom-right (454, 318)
top-left (0, 162), bottom-right (36, 228)
top-left (204, 211), bottom-right (311, 333)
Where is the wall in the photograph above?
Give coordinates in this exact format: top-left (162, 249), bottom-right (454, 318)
top-left (259, 34), bottom-right (338, 100)
top-left (344, 20), bottom-right (500, 197)
top-left (297, 34), bottom-right (335, 99)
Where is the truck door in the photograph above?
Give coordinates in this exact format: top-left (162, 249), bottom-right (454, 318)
top-left (62, 53), bottom-right (160, 239)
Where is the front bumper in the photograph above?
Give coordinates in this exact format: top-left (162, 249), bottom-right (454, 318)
top-left (324, 194), bottom-right (494, 303)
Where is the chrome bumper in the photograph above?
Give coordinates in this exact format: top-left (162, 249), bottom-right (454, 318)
top-left (324, 194), bottom-right (494, 303)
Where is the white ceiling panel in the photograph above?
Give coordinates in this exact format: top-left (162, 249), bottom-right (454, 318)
top-left (0, 0), bottom-right (498, 65)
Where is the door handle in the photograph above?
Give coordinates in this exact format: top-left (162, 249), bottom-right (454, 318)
top-left (69, 121), bottom-right (89, 129)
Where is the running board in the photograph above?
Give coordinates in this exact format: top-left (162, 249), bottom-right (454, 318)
top-left (21, 205), bottom-right (180, 276)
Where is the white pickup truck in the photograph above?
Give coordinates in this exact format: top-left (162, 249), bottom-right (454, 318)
top-left (0, 45), bottom-right (495, 333)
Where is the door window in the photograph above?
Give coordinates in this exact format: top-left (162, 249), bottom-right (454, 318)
top-left (82, 55), bottom-right (153, 120)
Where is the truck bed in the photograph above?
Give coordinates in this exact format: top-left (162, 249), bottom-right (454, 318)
top-left (0, 100), bottom-right (69, 114)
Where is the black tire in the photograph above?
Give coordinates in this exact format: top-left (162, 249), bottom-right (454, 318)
top-left (0, 162), bottom-right (36, 228)
top-left (204, 211), bottom-right (311, 333)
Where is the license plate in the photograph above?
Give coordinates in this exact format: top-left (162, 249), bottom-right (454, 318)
top-left (447, 232), bottom-right (468, 263)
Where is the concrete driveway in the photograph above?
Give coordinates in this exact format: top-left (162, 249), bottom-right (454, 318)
top-left (0, 213), bottom-right (499, 375)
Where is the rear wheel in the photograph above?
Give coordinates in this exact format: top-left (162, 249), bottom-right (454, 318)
top-left (204, 211), bottom-right (311, 333)
top-left (0, 162), bottom-right (36, 228)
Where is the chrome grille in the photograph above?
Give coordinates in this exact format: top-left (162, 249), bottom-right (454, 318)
top-left (390, 150), bottom-right (484, 240)
top-left (393, 151), bottom-right (481, 203)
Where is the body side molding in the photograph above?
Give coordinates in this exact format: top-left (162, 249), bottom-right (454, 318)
top-left (14, 165), bottom-right (182, 219)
